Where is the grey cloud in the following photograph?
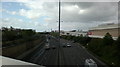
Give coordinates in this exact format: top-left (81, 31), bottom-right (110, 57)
top-left (60, 2), bottom-right (118, 23)
top-left (61, 2), bottom-right (95, 9)
top-left (39, 2), bottom-right (118, 31)
top-left (2, 2), bottom-right (118, 31)
top-left (43, 2), bottom-right (118, 23)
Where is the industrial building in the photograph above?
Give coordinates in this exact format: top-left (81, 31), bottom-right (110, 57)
top-left (60, 30), bottom-right (87, 36)
top-left (88, 23), bottom-right (120, 40)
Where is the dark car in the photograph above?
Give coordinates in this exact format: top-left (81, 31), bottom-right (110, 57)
top-left (73, 41), bottom-right (76, 43)
top-left (45, 46), bottom-right (50, 50)
top-left (62, 45), bottom-right (66, 47)
top-left (51, 46), bottom-right (56, 49)
top-left (48, 37), bottom-right (50, 39)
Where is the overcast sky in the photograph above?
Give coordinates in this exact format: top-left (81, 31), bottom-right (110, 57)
top-left (1, 0), bottom-right (118, 32)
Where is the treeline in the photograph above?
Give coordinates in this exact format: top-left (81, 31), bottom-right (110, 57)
top-left (2, 27), bottom-right (36, 42)
top-left (51, 32), bottom-right (59, 37)
top-left (87, 33), bottom-right (120, 66)
top-left (61, 33), bottom-right (120, 66)
top-left (61, 34), bottom-right (91, 45)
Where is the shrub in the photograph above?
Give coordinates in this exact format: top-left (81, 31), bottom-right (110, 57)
top-left (115, 36), bottom-right (120, 63)
top-left (103, 32), bottom-right (114, 45)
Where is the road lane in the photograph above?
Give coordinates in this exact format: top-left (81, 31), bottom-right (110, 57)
top-left (60, 39), bottom-right (106, 67)
top-left (22, 35), bottom-right (107, 67)
top-left (22, 35), bottom-right (59, 66)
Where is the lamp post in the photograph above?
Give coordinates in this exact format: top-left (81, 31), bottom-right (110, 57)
top-left (58, 0), bottom-right (61, 66)
top-left (58, 0), bottom-right (61, 39)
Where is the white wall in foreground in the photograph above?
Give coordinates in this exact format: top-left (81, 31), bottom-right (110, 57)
top-left (0, 56), bottom-right (45, 67)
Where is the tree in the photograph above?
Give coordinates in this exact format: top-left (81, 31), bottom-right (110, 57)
top-left (116, 36), bottom-right (120, 44)
top-left (116, 36), bottom-right (120, 53)
top-left (80, 34), bottom-right (83, 37)
top-left (103, 32), bottom-right (114, 45)
top-left (2, 27), bottom-right (36, 41)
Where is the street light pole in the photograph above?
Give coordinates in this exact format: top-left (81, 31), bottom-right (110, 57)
top-left (59, 0), bottom-right (61, 38)
top-left (58, 0), bottom-right (61, 66)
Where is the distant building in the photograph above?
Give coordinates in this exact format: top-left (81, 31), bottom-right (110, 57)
top-left (60, 30), bottom-right (88, 36)
top-left (88, 23), bottom-right (120, 40)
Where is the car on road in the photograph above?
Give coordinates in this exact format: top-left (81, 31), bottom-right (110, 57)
top-left (46, 39), bottom-right (49, 43)
top-left (66, 43), bottom-right (71, 47)
top-left (62, 43), bottom-right (71, 47)
top-left (45, 45), bottom-right (50, 50)
top-left (45, 43), bottom-right (50, 50)
top-left (62, 45), bottom-right (66, 47)
top-left (66, 44), bottom-right (71, 47)
top-left (48, 37), bottom-right (50, 39)
top-left (51, 46), bottom-right (56, 49)
top-left (62, 43), bottom-right (67, 47)
top-left (85, 59), bottom-right (97, 67)
top-left (73, 41), bottom-right (76, 43)
top-left (66, 43), bottom-right (70, 44)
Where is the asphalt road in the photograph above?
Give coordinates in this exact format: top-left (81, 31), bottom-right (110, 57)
top-left (22, 35), bottom-right (107, 67)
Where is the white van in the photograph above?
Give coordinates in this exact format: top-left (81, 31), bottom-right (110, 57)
top-left (85, 59), bottom-right (97, 67)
